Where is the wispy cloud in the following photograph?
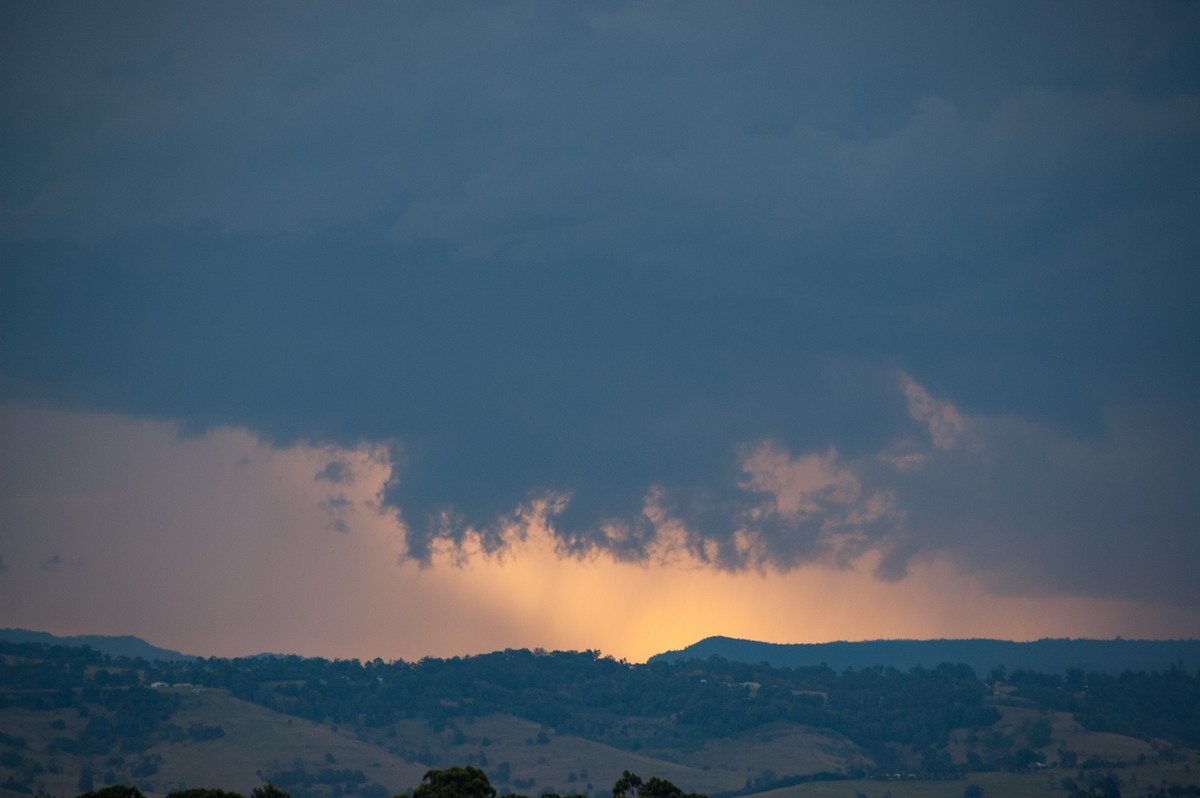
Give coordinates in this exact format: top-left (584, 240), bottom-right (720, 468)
top-left (899, 372), bottom-right (969, 451)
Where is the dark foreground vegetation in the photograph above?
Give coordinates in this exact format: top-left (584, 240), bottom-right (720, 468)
top-left (3, 639), bottom-right (1200, 797)
top-left (69, 767), bottom-right (702, 798)
top-left (50, 761), bottom-right (1200, 798)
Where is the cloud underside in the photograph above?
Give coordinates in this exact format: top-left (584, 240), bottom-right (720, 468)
top-left (10, 372), bottom-right (1178, 609)
top-left (405, 371), bottom-right (1199, 610)
top-left (3, 372), bottom-right (1198, 661)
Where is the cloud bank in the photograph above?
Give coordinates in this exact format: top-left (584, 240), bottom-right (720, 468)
top-left (2, 397), bottom-right (1195, 662)
top-left (9, 369), bottom-right (1191, 645)
top-left (2, 3), bottom-right (1199, 652)
top-left (405, 370), bottom-right (1200, 613)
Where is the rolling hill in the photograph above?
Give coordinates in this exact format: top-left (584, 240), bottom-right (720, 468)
top-left (0, 630), bottom-right (194, 664)
top-left (649, 636), bottom-right (1200, 675)
top-left (3, 635), bottom-right (1200, 798)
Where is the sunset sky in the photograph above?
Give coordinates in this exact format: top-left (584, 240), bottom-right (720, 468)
top-left (2, 2), bottom-right (1199, 663)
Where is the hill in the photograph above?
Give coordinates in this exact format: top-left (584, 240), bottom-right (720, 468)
top-left (3, 639), bottom-right (1200, 798)
top-left (649, 636), bottom-right (1200, 675)
top-left (0, 629), bottom-right (194, 663)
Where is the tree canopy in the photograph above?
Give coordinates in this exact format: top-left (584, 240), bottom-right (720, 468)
top-left (412, 766), bottom-right (497, 798)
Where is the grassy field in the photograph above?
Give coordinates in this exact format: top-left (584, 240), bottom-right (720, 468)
top-left (151, 688), bottom-right (426, 794)
top-left (0, 687), bottom-right (428, 797)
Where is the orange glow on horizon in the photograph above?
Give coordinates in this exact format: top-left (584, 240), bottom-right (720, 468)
top-left (403, 523), bottom-right (1198, 664)
top-left (3, 403), bottom-right (1197, 664)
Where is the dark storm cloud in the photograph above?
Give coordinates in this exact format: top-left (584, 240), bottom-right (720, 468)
top-left (2, 2), bottom-right (1199, 609)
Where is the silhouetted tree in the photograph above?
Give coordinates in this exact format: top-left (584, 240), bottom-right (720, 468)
top-left (251, 784), bottom-right (294, 798)
top-left (613, 771), bottom-right (643, 798)
top-left (167, 789), bottom-right (247, 798)
top-left (413, 766), bottom-right (496, 798)
top-left (612, 771), bottom-right (703, 798)
top-left (78, 787), bottom-right (146, 798)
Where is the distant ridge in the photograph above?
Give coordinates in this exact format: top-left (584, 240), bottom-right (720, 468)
top-left (649, 636), bottom-right (1200, 675)
top-left (0, 628), bottom-right (196, 662)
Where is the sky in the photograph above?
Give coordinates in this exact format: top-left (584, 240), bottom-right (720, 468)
top-left (2, 1), bottom-right (1199, 663)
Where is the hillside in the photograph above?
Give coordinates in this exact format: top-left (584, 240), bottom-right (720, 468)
top-left (649, 636), bottom-right (1200, 675)
top-left (0, 682), bottom-right (853, 798)
top-left (3, 639), bottom-right (1200, 798)
top-left (0, 630), bottom-right (194, 664)
top-left (0, 643), bottom-right (864, 798)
